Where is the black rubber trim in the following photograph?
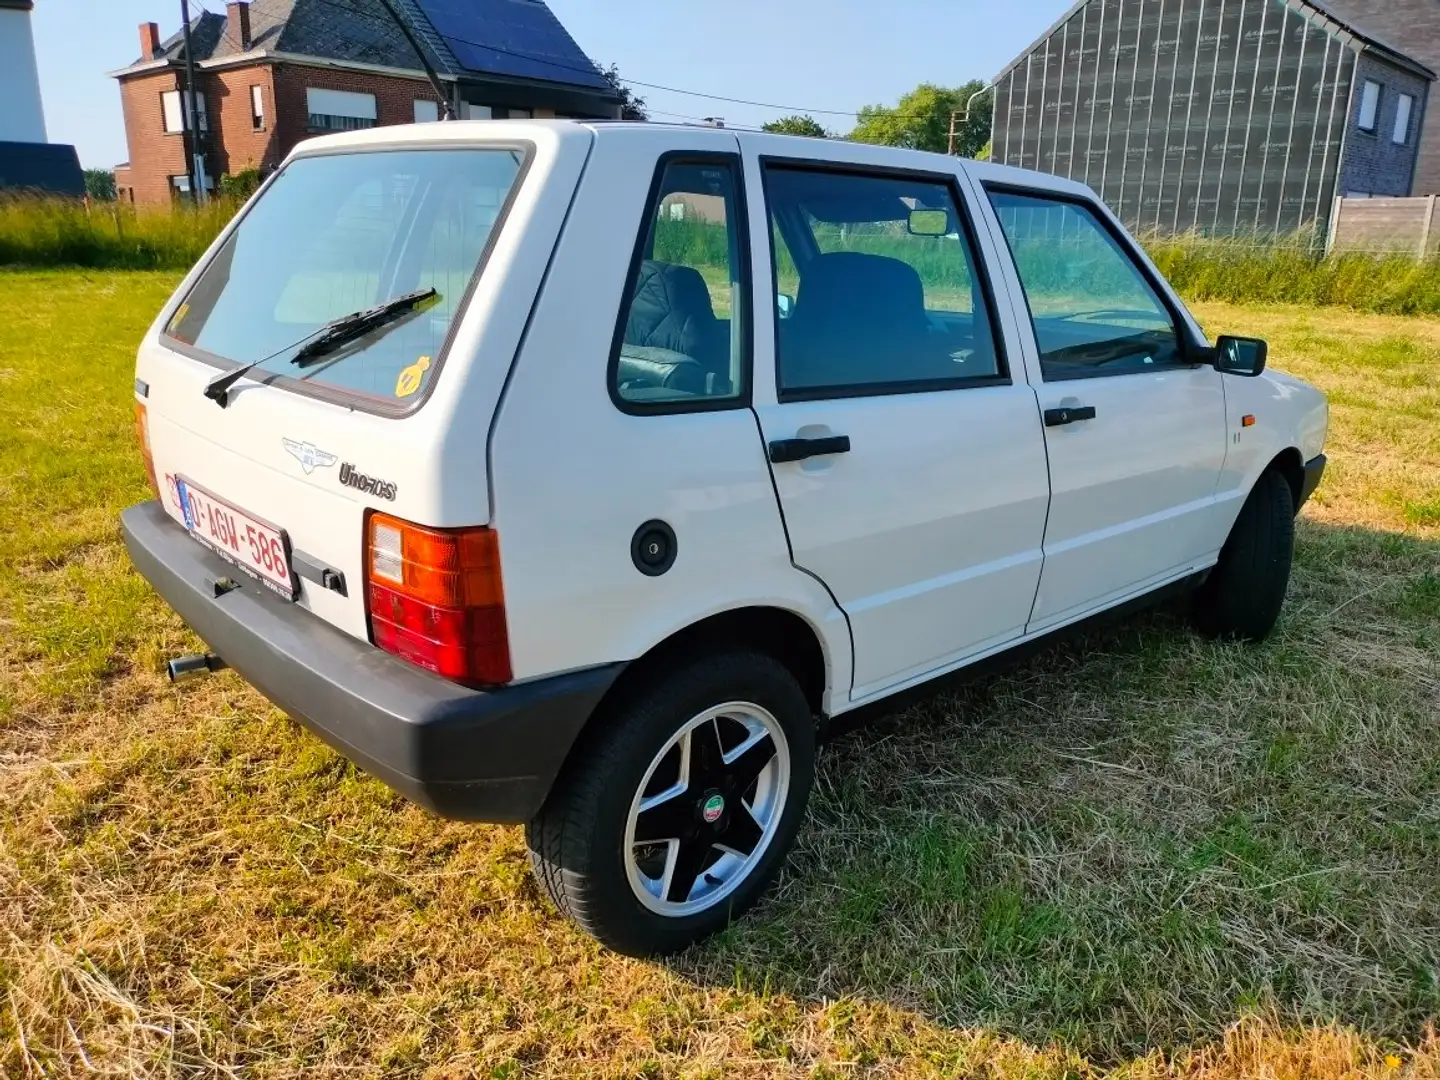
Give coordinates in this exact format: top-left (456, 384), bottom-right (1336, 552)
top-left (1299, 453), bottom-right (1327, 510)
top-left (121, 501), bottom-right (624, 823)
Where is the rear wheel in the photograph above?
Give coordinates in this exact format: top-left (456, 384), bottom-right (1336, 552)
top-left (1193, 468), bottom-right (1295, 640)
top-left (526, 651), bottom-right (815, 956)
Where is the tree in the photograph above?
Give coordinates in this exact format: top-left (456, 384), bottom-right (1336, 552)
top-left (848, 80), bottom-right (991, 157)
top-left (83, 168), bottom-right (116, 201)
top-left (762, 114), bottom-right (829, 138)
top-left (601, 63), bottom-right (648, 121)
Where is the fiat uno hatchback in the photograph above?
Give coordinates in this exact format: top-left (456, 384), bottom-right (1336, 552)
top-left (123, 121), bottom-right (1328, 956)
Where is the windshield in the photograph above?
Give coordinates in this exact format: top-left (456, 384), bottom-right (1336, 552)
top-left (165, 147), bottom-right (525, 408)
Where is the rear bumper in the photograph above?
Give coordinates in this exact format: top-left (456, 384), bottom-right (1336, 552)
top-left (121, 501), bottom-right (623, 823)
top-left (1299, 453), bottom-right (1327, 511)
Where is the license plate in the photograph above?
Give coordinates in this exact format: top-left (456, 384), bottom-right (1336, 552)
top-left (176, 477), bottom-right (296, 599)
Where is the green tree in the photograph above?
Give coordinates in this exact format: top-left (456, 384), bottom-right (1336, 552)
top-left (848, 80), bottom-right (991, 157)
top-left (761, 114), bottom-right (829, 138)
top-left (83, 168), bottom-right (116, 201)
top-left (601, 63), bottom-right (648, 121)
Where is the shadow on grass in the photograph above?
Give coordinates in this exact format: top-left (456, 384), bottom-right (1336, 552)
top-left (666, 522), bottom-right (1440, 1061)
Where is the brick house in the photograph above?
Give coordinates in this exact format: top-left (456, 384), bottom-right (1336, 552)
top-left (110, 0), bottom-right (621, 205)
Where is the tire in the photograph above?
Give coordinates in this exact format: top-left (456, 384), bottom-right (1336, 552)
top-left (526, 650), bottom-right (816, 956)
top-left (1192, 468), bottom-right (1296, 641)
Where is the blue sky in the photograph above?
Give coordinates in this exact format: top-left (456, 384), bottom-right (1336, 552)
top-left (33, 0), bottom-right (1071, 169)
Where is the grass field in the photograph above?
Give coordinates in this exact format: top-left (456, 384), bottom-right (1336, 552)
top-left (0, 269), bottom-right (1436, 1078)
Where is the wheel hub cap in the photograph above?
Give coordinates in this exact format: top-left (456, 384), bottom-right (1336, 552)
top-left (700, 792), bottom-right (725, 825)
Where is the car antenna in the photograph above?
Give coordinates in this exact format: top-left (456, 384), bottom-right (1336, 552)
top-left (373, 0), bottom-right (458, 120)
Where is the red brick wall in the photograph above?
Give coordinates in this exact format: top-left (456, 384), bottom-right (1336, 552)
top-left (209, 64), bottom-right (280, 177)
top-left (271, 63), bottom-right (442, 158)
top-left (117, 69), bottom-right (190, 206)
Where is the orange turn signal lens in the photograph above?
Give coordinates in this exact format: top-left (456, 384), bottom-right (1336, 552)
top-left (1241, 414), bottom-right (1256, 428)
top-left (135, 401), bottom-right (160, 499)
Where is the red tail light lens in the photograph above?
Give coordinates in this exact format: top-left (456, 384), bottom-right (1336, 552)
top-left (364, 513), bottom-right (512, 685)
top-left (135, 402), bottom-right (160, 500)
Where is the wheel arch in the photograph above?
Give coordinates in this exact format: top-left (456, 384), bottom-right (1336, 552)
top-left (1265, 446), bottom-right (1305, 512)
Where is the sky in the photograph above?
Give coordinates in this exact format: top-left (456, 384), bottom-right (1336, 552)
top-left (31, 0), bottom-right (1072, 170)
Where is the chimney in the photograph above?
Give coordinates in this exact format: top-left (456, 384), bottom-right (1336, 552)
top-left (227, 1), bottom-right (252, 50)
top-left (139, 22), bottom-right (161, 61)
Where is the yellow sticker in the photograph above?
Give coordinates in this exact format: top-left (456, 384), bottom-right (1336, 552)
top-left (167, 302), bottom-right (190, 333)
top-left (395, 355), bottom-right (431, 398)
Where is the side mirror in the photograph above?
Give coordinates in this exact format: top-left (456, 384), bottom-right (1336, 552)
top-left (1213, 335), bottom-right (1267, 377)
top-left (776, 293), bottom-right (795, 319)
top-left (907, 208), bottom-right (951, 236)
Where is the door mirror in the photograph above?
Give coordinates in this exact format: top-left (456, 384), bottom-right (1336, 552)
top-left (907, 208), bottom-right (950, 237)
top-left (1213, 335), bottom-right (1267, 377)
top-left (776, 293), bottom-right (795, 319)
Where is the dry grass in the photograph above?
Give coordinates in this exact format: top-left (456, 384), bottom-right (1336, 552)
top-left (0, 271), bottom-right (1436, 1077)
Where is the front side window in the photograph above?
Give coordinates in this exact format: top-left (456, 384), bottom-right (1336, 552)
top-left (988, 191), bottom-right (1183, 380)
top-left (166, 148), bottom-right (524, 410)
top-left (1359, 80), bottom-right (1382, 133)
top-left (765, 166), bottom-right (1002, 397)
top-left (611, 157), bottom-right (748, 408)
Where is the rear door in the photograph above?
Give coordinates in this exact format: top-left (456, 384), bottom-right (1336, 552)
top-left (979, 186), bottom-right (1229, 632)
top-left (137, 127), bottom-right (589, 638)
top-left (742, 142), bottom-right (1050, 702)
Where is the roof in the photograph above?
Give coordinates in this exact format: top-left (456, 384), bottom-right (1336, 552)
top-left (993, 0), bottom-right (1435, 85)
top-left (0, 142), bottom-right (85, 197)
top-left (115, 0), bottom-right (615, 94)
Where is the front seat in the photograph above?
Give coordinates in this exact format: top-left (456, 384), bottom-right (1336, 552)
top-left (784, 252), bottom-right (939, 390)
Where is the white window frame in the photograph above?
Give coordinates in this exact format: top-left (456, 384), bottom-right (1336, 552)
top-left (1358, 80), bottom-right (1381, 133)
top-left (462, 103), bottom-right (493, 120)
top-left (250, 85), bottom-right (265, 131)
top-left (1394, 92), bottom-right (1414, 145)
top-left (306, 87), bottom-right (378, 132)
top-left (413, 98), bottom-right (439, 123)
top-left (162, 89), bottom-right (208, 134)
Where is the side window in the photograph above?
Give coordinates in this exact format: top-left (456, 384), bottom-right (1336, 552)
top-left (764, 166), bottom-right (1002, 397)
top-left (611, 158), bottom-right (747, 408)
top-left (987, 191), bottom-right (1183, 380)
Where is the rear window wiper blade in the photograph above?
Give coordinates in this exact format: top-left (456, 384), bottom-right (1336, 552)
top-left (201, 287), bottom-right (439, 406)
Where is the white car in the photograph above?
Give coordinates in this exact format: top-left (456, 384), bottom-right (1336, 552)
top-left (123, 121), bottom-right (1327, 956)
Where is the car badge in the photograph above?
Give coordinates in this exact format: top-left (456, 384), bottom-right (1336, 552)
top-left (282, 438), bottom-right (338, 474)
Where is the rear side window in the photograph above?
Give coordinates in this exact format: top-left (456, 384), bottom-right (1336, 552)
top-left (166, 148), bottom-right (525, 410)
top-left (610, 156), bottom-right (749, 409)
top-left (986, 191), bottom-right (1182, 380)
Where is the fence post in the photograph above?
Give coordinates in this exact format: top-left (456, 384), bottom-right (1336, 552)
top-left (1326, 196), bottom-right (1343, 255)
top-left (1421, 195), bottom-right (1438, 260)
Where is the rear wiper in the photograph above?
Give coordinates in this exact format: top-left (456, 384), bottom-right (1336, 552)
top-left (202, 288), bottom-right (439, 406)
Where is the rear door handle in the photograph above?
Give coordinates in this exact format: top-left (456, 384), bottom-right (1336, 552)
top-left (768, 435), bottom-right (851, 463)
top-left (1043, 404), bottom-right (1097, 427)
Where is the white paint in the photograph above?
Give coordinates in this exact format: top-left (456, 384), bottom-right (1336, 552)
top-left (0, 6), bottom-right (47, 143)
top-left (135, 121), bottom-right (1328, 719)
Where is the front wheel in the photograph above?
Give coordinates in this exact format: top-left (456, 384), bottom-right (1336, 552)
top-left (1192, 468), bottom-right (1296, 640)
top-left (526, 651), bottom-right (815, 956)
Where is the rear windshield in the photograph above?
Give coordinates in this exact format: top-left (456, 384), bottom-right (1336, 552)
top-left (165, 147), bottom-right (525, 409)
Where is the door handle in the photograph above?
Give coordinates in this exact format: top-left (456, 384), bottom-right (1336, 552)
top-left (1043, 404), bottom-right (1097, 427)
top-left (768, 434), bottom-right (851, 463)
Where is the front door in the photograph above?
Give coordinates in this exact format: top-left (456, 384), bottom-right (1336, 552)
top-left (747, 156), bottom-right (1051, 701)
top-left (983, 188), bottom-right (1229, 632)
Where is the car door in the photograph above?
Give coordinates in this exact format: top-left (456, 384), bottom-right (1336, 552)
top-left (978, 185), bottom-right (1229, 633)
top-left (743, 145), bottom-right (1051, 703)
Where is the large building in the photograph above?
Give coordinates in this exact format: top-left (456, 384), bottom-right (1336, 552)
top-left (110, 0), bottom-right (621, 206)
top-left (0, 0), bottom-right (84, 196)
top-left (990, 0), bottom-right (1436, 238)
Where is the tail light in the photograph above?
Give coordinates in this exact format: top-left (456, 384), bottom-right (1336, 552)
top-left (135, 402), bottom-right (160, 499)
top-left (364, 512), bottom-right (512, 685)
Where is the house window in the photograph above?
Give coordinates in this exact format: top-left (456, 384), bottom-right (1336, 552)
top-left (306, 87), bottom-right (377, 132)
top-left (506, 107), bottom-right (532, 120)
top-left (250, 85), bottom-right (265, 131)
top-left (1359, 80), bottom-right (1382, 133)
top-left (161, 89), bottom-right (208, 134)
top-left (413, 99), bottom-right (439, 123)
top-left (1394, 93), bottom-right (1415, 145)
top-left (461, 103), bottom-right (492, 120)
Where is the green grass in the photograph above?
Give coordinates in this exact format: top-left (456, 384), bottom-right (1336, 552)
top-left (0, 196), bottom-right (239, 270)
top-left (1, 270), bottom-right (1438, 1077)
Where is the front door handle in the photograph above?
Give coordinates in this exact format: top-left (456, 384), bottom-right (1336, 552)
top-left (1043, 404), bottom-right (1097, 427)
top-left (768, 434), bottom-right (851, 463)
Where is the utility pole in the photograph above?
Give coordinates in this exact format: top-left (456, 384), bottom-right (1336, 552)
top-left (373, 0), bottom-right (456, 119)
top-left (178, 0), bottom-right (207, 202)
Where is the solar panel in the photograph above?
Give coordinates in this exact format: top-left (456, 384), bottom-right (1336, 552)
top-left (411, 0), bottom-right (611, 90)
